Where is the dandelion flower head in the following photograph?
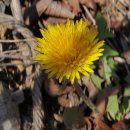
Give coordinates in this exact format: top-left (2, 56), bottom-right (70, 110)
top-left (35, 19), bottom-right (104, 84)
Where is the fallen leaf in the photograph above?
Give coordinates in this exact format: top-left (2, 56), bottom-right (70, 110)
top-left (44, 77), bottom-right (73, 96)
top-left (53, 113), bottom-right (63, 123)
top-left (95, 0), bottom-right (106, 6)
top-left (80, 0), bottom-right (96, 10)
top-left (0, 23), bottom-right (7, 39)
top-left (24, 0), bottom-right (75, 25)
top-left (58, 91), bottom-right (82, 107)
top-left (63, 107), bottom-right (84, 129)
top-left (93, 87), bottom-right (119, 116)
top-left (95, 119), bottom-right (113, 130)
top-left (112, 120), bottom-right (127, 130)
top-left (43, 17), bottom-right (66, 25)
top-left (84, 117), bottom-right (113, 130)
top-left (123, 51), bottom-right (130, 64)
top-left (65, 0), bottom-right (96, 14)
top-left (82, 76), bottom-right (99, 99)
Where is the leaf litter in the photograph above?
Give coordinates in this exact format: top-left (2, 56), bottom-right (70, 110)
top-left (0, 0), bottom-right (130, 130)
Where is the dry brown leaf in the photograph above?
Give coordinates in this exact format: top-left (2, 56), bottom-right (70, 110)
top-left (92, 87), bottom-right (119, 116)
top-left (44, 78), bottom-right (73, 96)
top-left (44, 78), bottom-right (62, 96)
top-left (112, 120), bottom-right (127, 130)
top-left (125, 112), bottom-right (130, 120)
top-left (58, 91), bottom-right (82, 107)
top-left (84, 117), bottom-right (93, 130)
top-left (95, 0), bottom-right (106, 6)
top-left (66, 0), bottom-right (80, 14)
top-left (95, 119), bottom-right (113, 130)
top-left (109, 16), bottom-right (124, 30)
top-left (43, 17), bottom-right (66, 25)
top-left (11, 60), bottom-right (25, 72)
top-left (84, 117), bottom-right (113, 130)
top-left (81, 76), bottom-right (98, 99)
top-left (44, 0), bottom-right (75, 18)
top-left (99, 0), bottom-right (129, 29)
top-left (63, 107), bottom-right (85, 129)
top-left (71, 125), bottom-right (87, 130)
top-left (2, 0), bottom-right (10, 6)
top-left (80, 0), bottom-right (96, 10)
top-left (66, 0), bottom-right (96, 14)
top-left (24, 0), bottom-right (75, 25)
top-left (122, 51), bottom-right (130, 63)
top-left (53, 113), bottom-right (63, 123)
top-left (0, 23), bottom-right (7, 39)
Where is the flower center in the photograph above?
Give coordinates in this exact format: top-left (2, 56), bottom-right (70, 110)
top-left (66, 54), bottom-right (80, 69)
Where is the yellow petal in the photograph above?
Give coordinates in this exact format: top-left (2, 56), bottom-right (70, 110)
top-left (70, 71), bottom-right (76, 84)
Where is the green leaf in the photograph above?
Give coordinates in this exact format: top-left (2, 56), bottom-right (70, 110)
top-left (120, 98), bottom-right (130, 114)
top-left (91, 74), bottom-right (104, 90)
top-left (107, 87), bottom-right (130, 121)
top-left (103, 58), bottom-right (113, 85)
top-left (107, 57), bottom-right (118, 80)
top-left (107, 57), bottom-right (116, 70)
top-left (102, 45), bottom-right (119, 59)
top-left (125, 74), bottom-right (130, 85)
top-left (107, 95), bottom-right (119, 120)
top-left (96, 12), bottom-right (114, 39)
top-left (99, 45), bottom-right (118, 85)
top-left (115, 98), bottom-right (130, 120)
top-left (124, 86), bottom-right (130, 96)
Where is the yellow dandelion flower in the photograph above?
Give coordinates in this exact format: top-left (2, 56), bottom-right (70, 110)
top-left (35, 19), bottom-right (104, 84)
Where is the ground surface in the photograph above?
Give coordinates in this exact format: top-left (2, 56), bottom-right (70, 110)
top-left (0, 0), bottom-right (130, 130)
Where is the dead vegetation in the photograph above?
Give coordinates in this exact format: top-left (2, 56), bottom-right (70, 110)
top-left (0, 0), bottom-right (130, 130)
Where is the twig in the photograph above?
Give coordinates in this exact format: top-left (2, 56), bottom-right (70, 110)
top-left (0, 38), bottom-right (35, 43)
top-left (1, 48), bottom-right (26, 54)
top-left (118, 0), bottom-right (129, 8)
top-left (0, 61), bottom-right (37, 67)
top-left (0, 55), bottom-right (32, 60)
top-left (111, 0), bottom-right (127, 16)
top-left (83, 5), bottom-right (96, 25)
top-left (74, 82), bottom-right (103, 120)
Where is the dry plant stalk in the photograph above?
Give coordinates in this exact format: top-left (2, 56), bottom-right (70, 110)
top-left (74, 82), bottom-right (104, 120)
top-left (0, 12), bottom-right (43, 129)
top-left (31, 73), bottom-right (44, 130)
top-left (10, 0), bottom-right (23, 23)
